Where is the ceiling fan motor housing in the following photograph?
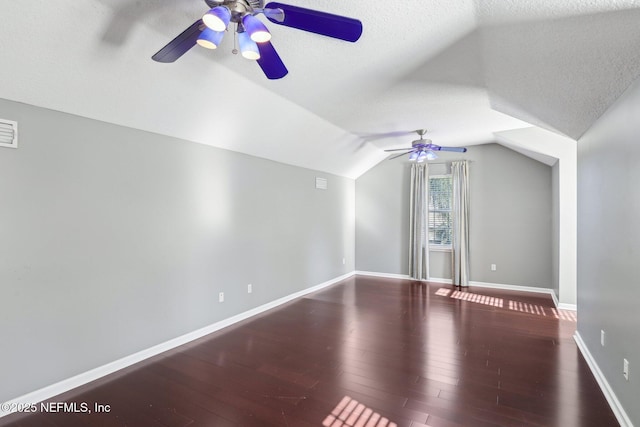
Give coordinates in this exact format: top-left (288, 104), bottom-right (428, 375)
top-left (205, 0), bottom-right (264, 17)
top-left (412, 138), bottom-right (432, 148)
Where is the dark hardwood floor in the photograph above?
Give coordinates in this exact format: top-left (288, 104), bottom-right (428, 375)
top-left (1, 276), bottom-right (619, 426)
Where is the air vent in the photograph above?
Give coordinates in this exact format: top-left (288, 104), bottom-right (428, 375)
top-left (0, 119), bottom-right (18, 149)
top-left (315, 177), bottom-right (328, 190)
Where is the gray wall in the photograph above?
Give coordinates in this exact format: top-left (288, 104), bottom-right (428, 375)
top-left (552, 161), bottom-right (560, 298)
top-left (356, 143), bottom-right (553, 288)
top-left (0, 98), bottom-right (355, 402)
top-left (354, 159), bottom-right (411, 274)
top-left (578, 78), bottom-right (640, 426)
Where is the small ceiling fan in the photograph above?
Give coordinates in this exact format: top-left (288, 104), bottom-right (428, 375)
top-left (152, 0), bottom-right (363, 79)
top-left (385, 130), bottom-right (467, 162)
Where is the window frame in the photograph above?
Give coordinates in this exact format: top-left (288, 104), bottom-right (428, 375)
top-left (428, 174), bottom-right (453, 251)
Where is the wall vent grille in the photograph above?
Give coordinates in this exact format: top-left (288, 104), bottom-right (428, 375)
top-left (315, 177), bottom-right (327, 190)
top-left (0, 119), bottom-right (18, 148)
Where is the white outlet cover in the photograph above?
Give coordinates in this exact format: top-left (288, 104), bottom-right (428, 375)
top-left (219, 292), bottom-right (224, 302)
top-left (624, 359), bottom-right (629, 380)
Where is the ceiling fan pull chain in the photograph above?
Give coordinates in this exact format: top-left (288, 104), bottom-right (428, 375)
top-left (232, 23), bottom-right (239, 54)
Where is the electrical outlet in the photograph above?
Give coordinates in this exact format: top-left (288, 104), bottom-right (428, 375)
top-left (218, 292), bottom-right (224, 303)
top-left (342, 257), bottom-right (346, 265)
top-left (247, 284), bottom-right (252, 294)
top-left (491, 264), bottom-right (497, 271)
top-left (624, 359), bottom-right (629, 381)
top-left (601, 330), bottom-right (605, 347)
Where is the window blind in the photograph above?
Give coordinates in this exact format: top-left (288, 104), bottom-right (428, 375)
top-left (428, 175), bottom-right (452, 246)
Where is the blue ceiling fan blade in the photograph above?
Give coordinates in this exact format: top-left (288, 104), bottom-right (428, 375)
top-left (256, 41), bottom-right (288, 79)
top-left (433, 146), bottom-right (468, 153)
top-left (264, 2), bottom-right (363, 42)
top-left (388, 150), bottom-right (416, 160)
top-left (152, 20), bottom-right (203, 63)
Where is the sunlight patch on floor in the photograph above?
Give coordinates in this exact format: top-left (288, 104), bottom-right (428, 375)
top-left (436, 288), bottom-right (577, 322)
top-left (552, 308), bottom-right (577, 322)
top-left (435, 288), bottom-right (452, 297)
top-left (509, 299), bottom-right (547, 315)
top-left (451, 290), bottom-right (504, 307)
top-left (323, 396), bottom-right (398, 427)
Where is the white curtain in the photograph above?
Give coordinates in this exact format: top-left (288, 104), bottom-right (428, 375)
top-left (409, 163), bottom-right (429, 280)
top-left (451, 161), bottom-right (470, 286)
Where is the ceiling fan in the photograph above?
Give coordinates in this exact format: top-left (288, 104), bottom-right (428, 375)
top-left (152, 0), bottom-right (363, 79)
top-left (385, 130), bottom-right (467, 162)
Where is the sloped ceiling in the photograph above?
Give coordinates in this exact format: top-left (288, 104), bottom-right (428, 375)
top-left (1, 0), bottom-right (640, 178)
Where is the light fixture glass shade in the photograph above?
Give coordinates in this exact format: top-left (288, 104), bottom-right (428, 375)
top-left (203, 6), bottom-right (231, 31)
top-left (242, 14), bottom-right (271, 43)
top-left (417, 151), bottom-right (427, 162)
top-left (409, 151), bottom-right (419, 161)
top-left (238, 31), bottom-right (260, 60)
top-left (197, 28), bottom-right (224, 49)
top-left (263, 7), bottom-right (285, 23)
top-left (426, 150), bottom-right (438, 160)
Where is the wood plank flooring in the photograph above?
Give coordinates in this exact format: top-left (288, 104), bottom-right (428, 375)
top-left (0, 276), bottom-right (619, 426)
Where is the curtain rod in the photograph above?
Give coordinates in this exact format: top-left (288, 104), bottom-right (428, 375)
top-left (417, 160), bottom-right (473, 166)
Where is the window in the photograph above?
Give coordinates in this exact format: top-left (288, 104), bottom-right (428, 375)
top-left (428, 175), bottom-right (452, 248)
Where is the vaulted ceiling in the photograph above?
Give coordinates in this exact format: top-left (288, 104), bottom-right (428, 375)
top-left (2, 0), bottom-right (640, 178)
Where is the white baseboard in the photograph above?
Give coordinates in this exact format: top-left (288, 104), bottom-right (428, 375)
top-left (546, 291), bottom-right (577, 311)
top-left (355, 271), bottom-right (412, 280)
top-left (427, 277), bottom-right (453, 284)
top-left (550, 289), bottom-right (560, 308)
top-left (557, 302), bottom-right (577, 311)
top-left (0, 271), bottom-right (355, 419)
top-left (355, 271), bottom-right (455, 285)
top-left (574, 332), bottom-right (633, 427)
top-left (468, 280), bottom-right (554, 295)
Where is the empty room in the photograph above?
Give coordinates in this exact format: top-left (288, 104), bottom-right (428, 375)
top-left (1, 1), bottom-right (639, 426)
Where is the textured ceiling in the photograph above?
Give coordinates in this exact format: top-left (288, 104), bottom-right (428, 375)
top-left (1, 0), bottom-right (640, 177)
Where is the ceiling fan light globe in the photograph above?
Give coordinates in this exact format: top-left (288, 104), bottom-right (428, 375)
top-left (243, 14), bottom-right (272, 43)
top-left (426, 150), bottom-right (438, 160)
top-left (417, 151), bottom-right (428, 162)
top-left (238, 31), bottom-right (261, 60)
top-left (196, 28), bottom-right (224, 49)
top-left (251, 30), bottom-right (272, 43)
top-left (203, 6), bottom-right (231, 31)
top-left (409, 151), bottom-right (419, 161)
